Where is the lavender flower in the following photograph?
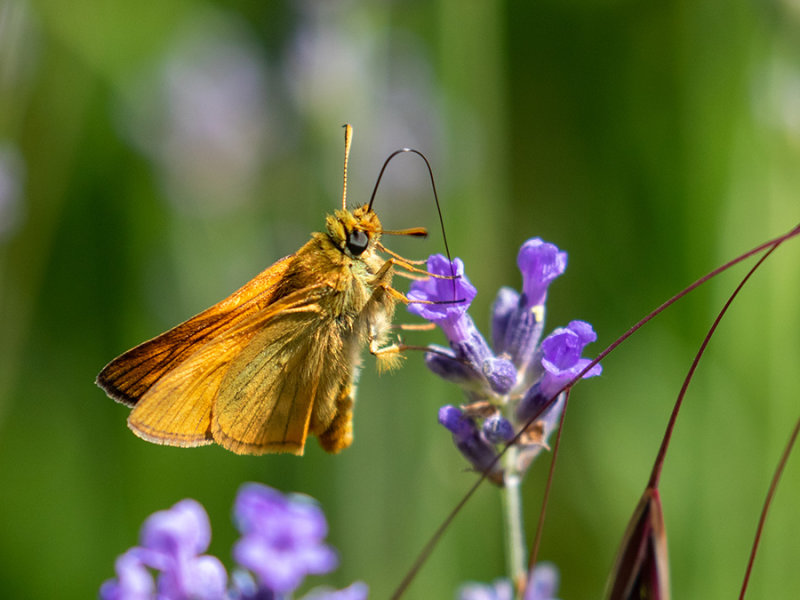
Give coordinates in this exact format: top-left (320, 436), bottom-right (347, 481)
top-left (517, 239), bottom-right (568, 309)
top-left (231, 572), bottom-right (367, 600)
top-left (456, 578), bottom-right (513, 600)
top-left (523, 562), bottom-right (560, 600)
top-left (407, 255), bottom-right (477, 343)
top-left (409, 256), bottom-right (516, 396)
top-left (409, 239), bottom-right (601, 484)
top-left (101, 485), bottom-right (366, 600)
top-left (233, 483), bottom-right (338, 594)
top-left (99, 499), bottom-right (227, 600)
top-left (302, 582), bottom-right (369, 600)
top-left (489, 287), bottom-right (520, 356)
top-left (99, 550), bottom-right (155, 600)
top-left (482, 413), bottom-right (515, 444)
top-left (517, 321), bottom-right (602, 423)
top-left (438, 405), bottom-right (502, 482)
top-left (457, 562), bottom-right (560, 600)
top-left (494, 239), bottom-right (567, 372)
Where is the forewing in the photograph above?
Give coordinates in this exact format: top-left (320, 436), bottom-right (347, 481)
top-left (126, 286), bottom-right (328, 448)
top-left (97, 255), bottom-right (294, 406)
top-left (127, 324), bottom-right (260, 446)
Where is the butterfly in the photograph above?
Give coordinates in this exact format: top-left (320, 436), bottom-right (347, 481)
top-left (97, 125), bottom-right (433, 455)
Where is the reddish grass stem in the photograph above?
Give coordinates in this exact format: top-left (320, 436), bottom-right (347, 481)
top-left (739, 415), bottom-right (800, 599)
top-left (648, 231), bottom-right (786, 487)
top-left (528, 389), bottom-right (571, 571)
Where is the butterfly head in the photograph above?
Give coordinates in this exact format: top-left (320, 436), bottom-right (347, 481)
top-left (326, 205), bottom-right (382, 259)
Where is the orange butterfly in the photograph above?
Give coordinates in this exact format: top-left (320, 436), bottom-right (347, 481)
top-left (97, 125), bottom-right (429, 455)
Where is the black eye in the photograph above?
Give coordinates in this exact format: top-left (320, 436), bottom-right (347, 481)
top-left (346, 230), bottom-right (369, 255)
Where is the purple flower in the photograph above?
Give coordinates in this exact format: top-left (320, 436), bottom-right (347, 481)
top-left (101, 487), bottom-right (365, 600)
top-left (302, 581), bottom-right (369, 600)
top-left (482, 414), bottom-right (515, 444)
top-left (540, 320), bottom-right (602, 395)
top-left (517, 239), bottom-right (567, 309)
top-left (457, 563), bottom-right (560, 600)
top-left (414, 239), bottom-right (601, 484)
top-left (482, 357), bottom-right (517, 395)
top-left (492, 239), bottom-right (566, 370)
top-left (490, 287), bottom-right (520, 354)
top-left (157, 555), bottom-right (228, 600)
top-left (423, 345), bottom-right (484, 388)
top-left (407, 255), bottom-right (476, 344)
top-left (457, 578), bottom-right (513, 600)
top-left (232, 571), bottom-right (367, 600)
top-left (233, 483), bottom-right (338, 594)
top-left (410, 257), bottom-right (514, 394)
top-left (140, 498), bottom-right (211, 561)
top-left (142, 500), bottom-right (227, 600)
top-left (438, 406), bottom-right (501, 481)
top-left (99, 550), bottom-right (155, 600)
top-left (100, 499), bottom-right (227, 600)
top-left (229, 570), bottom-right (274, 600)
top-left (523, 562), bottom-right (560, 600)
top-left (517, 321), bottom-right (601, 422)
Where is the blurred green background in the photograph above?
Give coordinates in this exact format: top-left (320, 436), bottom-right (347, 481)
top-left (2, 0), bottom-right (799, 598)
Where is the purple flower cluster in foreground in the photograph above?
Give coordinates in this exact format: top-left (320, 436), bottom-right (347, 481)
top-left (408, 238), bottom-right (602, 481)
top-left (100, 484), bottom-right (366, 600)
top-left (100, 484), bottom-right (563, 600)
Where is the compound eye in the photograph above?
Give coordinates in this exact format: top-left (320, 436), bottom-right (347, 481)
top-left (346, 230), bottom-right (369, 255)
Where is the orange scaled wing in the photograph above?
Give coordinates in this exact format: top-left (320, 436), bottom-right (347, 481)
top-left (210, 301), bottom-right (341, 455)
top-left (127, 285), bottom-right (333, 454)
top-left (96, 255), bottom-right (294, 445)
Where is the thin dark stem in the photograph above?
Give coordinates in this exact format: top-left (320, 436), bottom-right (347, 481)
top-left (585, 223), bottom-right (800, 390)
top-left (528, 390), bottom-right (571, 571)
top-left (649, 236), bottom-right (783, 487)
top-left (389, 471), bottom-right (489, 600)
top-left (739, 414), bottom-right (800, 599)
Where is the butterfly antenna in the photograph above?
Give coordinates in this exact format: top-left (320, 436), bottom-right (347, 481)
top-left (342, 124), bottom-right (353, 211)
top-left (368, 147), bottom-right (457, 300)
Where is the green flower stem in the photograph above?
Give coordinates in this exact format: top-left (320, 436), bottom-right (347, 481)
top-left (502, 444), bottom-right (528, 597)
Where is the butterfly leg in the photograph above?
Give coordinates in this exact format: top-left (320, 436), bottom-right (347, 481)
top-left (317, 382), bottom-right (355, 453)
top-left (363, 258), bottom-right (408, 371)
top-left (370, 258), bottom-right (448, 307)
top-left (367, 330), bottom-right (405, 372)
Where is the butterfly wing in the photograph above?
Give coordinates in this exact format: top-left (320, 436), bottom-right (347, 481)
top-left (125, 284), bottom-right (330, 449)
top-left (210, 295), bottom-right (358, 455)
top-left (126, 321), bottom-right (260, 447)
top-left (97, 255), bottom-right (294, 406)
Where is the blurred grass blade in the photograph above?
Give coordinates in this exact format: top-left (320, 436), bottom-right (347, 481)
top-left (604, 487), bottom-right (670, 600)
